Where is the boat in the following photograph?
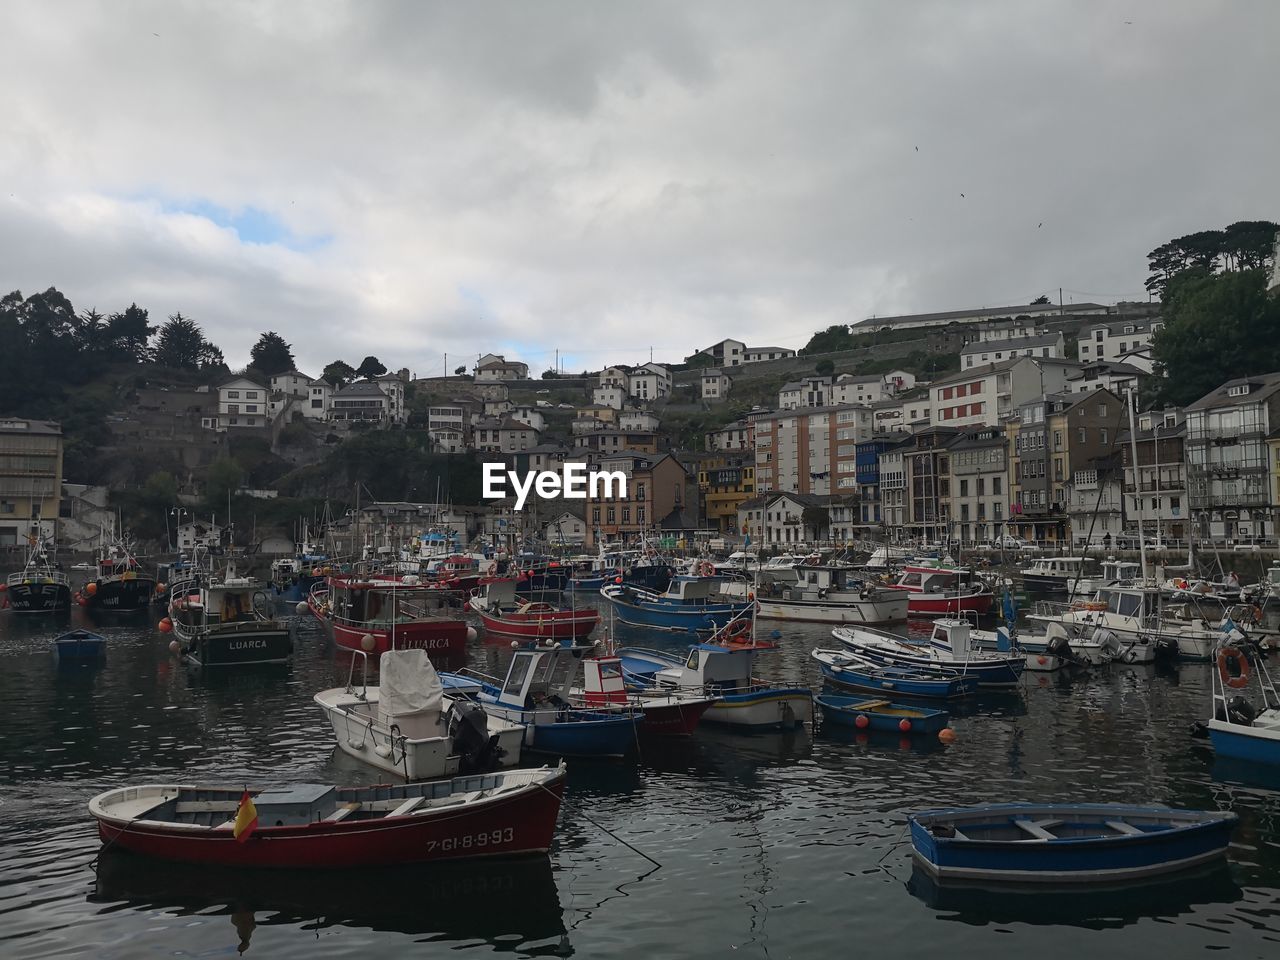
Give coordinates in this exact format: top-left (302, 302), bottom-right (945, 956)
top-left (616, 644), bottom-right (813, 730)
top-left (79, 536), bottom-right (157, 612)
top-left (87, 763), bottom-right (567, 868)
top-left (269, 546), bottom-right (332, 603)
top-left (705, 613), bottom-right (780, 650)
top-left (833, 621), bottom-right (1025, 688)
top-left (1204, 635), bottom-right (1280, 766)
top-left (815, 693), bottom-right (950, 735)
top-left (468, 579), bottom-right (599, 642)
top-left (1020, 556), bottom-right (1093, 594)
top-left (724, 565), bottom-right (909, 624)
top-left (600, 576), bottom-right (753, 633)
top-left (307, 575), bottom-right (474, 662)
top-left (712, 550), bottom-right (759, 575)
top-left (811, 648), bottom-right (979, 699)
top-left (442, 645), bottom-right (641, 758)
top-left (166, 564), bottom-right (294, 667)
top-left (1064, 559), bottom-right (1143, 598)
top-left (865, 544), bottom-right (915, 570)
top-left (3, 536), bottom-right (71, 613)
top-left (314, 648), bottom-right (526, 779)
top-left (893, 562), bottom-right (994, 617)
top-left (1027, 585), bottom-right (1163, 663)
top-left (570, 651), bottom-right (717, 737)
top-left (909, 803), bottom-right (1237, 883)
top-left (53, 628), bottom-right (106, 662)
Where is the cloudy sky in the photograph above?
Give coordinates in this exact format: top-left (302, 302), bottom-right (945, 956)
top-left (2, 0), bottom-right (1276, 376)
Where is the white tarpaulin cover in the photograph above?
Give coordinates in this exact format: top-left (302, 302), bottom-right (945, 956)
top-left (379, 648), bottom-right (444, 718)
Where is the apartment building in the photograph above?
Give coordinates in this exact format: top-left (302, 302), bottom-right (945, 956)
top-left (947, 427), bottom-right (1007, 545)
top-left (1077, 318), bottom-right (1164, 373)
top-left (1120, 408), bottom-right (1187, 541)
top-left (0, 418), bottom-right (63, 544)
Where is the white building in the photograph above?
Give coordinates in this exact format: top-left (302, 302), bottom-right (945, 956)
top-left (1065, 361), bottom-right (1143, 398)
top-left (474, 417), bottom-right (540, 454)
top-left (778, 376), bottom-right (832, 410)
top-left (1077, 319), bottom-right (1164, 373)
top-left (177, 520), bottom-right (222, 552)
top-left (375, 373), bottom-right (408, 425)
top-left (961, 331), bottom-right (1065, 369)
top-left (858, 301), bottom-right (1107, 335)
top-left (744, 345), bottom-right (796, 363)
top-left (304, 378), bottom-right (332, 419)
top-left (329, 381), bottom-right (392, 423)
top-left (701, 369), bottom-right (732, 400)
top-left (592, 385), bottom-right (626, 409)
top-left (216, 377), bottom-right (270, 431)
top-left (618, 410), bottom-right (660, 431)
top-left (831, 374), bottom-right (886, 405)
top-left (510, 405), bottom-right (547, 433)
top-left (628, 363), bottom-right (671, 402)
top-left (544, 512), bottom-right (587, 545)
top-left (696, 338), bottom-right (745, 367)
top-left (599, 365), bottom-right (630, 389)
top-left (929, 356), bottom-right (1079, 429)
top-left (474, 354), bottom-right (530, 381)
top-left (706, 418), bottom-right (752, 452)
top-left (270, 369), bottom-right (312, 400)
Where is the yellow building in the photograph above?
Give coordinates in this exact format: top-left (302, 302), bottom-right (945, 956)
top-left (698, 455), bottom-right (756, 533)
top-left (0, 418), bottom-right (64, 546)
top-left (1270, 433), bottom-right (1280, 525)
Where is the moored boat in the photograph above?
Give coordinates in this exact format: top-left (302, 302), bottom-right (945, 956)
top-left (893, 562), bottom-right (994, 617)
top-left (468, 579), bottom-right (598, 642)
top-left (600, 576), bottom-right (753, 633)
top-left (833, 621), bottom-right (1025, 688)
top-left (307, 575), bottom-right (474, 664)
top-left (1204, 636), bottom-right (1280, 766)
top-left (726, 565), bottom-right (909, 624)
top-left (166, 566), bottom-right (294, 667)
top-left (1020, 556), bottom-right (1092, 594)
top-left (3, 536), bottom-right (71, 614)
top-left (811, 648), bottom-right (979, 699)
top-left (88, 764), bottom-right (567, 868)
top-left (909, 803), bottom-right (1237, 883)
top-left (54, 628), bottom-right (106, 662)
top-left (80, 537), bottom-right (157, 613)
top-left (815, 693), bottom-right (950, 735)
top-left (570, 651), bottom-right (716, 737)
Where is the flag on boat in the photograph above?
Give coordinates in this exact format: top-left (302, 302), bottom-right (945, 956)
top-left (743, 535), bottom-right (751, 547)
top-left (1002, 585), bottom-right (1018, 631)
top-left (233, 790), bottom-right (258, 842)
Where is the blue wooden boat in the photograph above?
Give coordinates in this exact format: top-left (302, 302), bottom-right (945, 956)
top-left (54, 629), bottom-right (107, 662)
top-left (601, 577), bottom-right (752, 633)
top-left (441, 645), bottom-right (640, 759)
top-left (1205, 637), bottom-right (1280, 766)
top-left (811, 648), bottom-right (979, 699)
top-left (816, 693), bottom-right (949, 734)
top-left (616, 645), bottom-right (812, 730)
top-left (909, 803), bottom-right (1237, 883)
top-left (833, 621), bottom-right (1024, 688)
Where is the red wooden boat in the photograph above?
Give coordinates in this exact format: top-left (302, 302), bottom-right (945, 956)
top-left (468, 580), bottom-right (598, 641)
top-left (307, 576), bottom-right (474, 662)
top-left (88, 765), bottom-right (566, 868)
top-left (893, 563), bottom-right (994, 617)
top-left (571, 653), bottom-right (715, 737)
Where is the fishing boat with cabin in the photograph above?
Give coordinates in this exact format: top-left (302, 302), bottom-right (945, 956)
top-left (164, 562), bottom-right (294, 667)
top-left (724, 565), bottom-right (909, 624)
top-left (87, 764), bottom-right (568, 868)
top-left (80, 536), bottom-right (157, 612)
top-left (569, 649), bottom-right (717, 737)
top-left (307, 574), bottom-right (474, 662)
top-left (1203, 634), bottom-right (1280, 766)
top-left (600, 576), bottom-right (753, 633)
top-left (909, 803), bottom-right (1237, 883)
top-left (3, 535), bottom-right (71, 614)
top-left (833, 620), bottom-right (1025, 688)
top-left (467, 579), bottom-right (599, 642)
top-left (893, 561), bottom-right (994, 617)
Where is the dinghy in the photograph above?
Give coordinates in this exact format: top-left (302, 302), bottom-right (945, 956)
top-left (811, 648), bottom-right (978, 699)
top-left (815, 694), bottom-right (950, 735)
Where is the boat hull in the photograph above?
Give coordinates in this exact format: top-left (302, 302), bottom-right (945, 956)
top-left (1208, 718), bottom-right (1280, 765)
top-left (818, 663), bottom-right (978, 700)
top-left (92, 772), bottom-right (566, 868)
top-left (601, 591), bottom-right (752, 633)
top-left (816, 695), bottom-right (949, 734)
top-left (184, 625), bottom-right (294, 667)
top-left (54, 630), bottom-right (107, 661)
top-left (906, 592), bottom-right (994, 617)
top-left (834, 630), bottom-right (1024, 688)
top-left (6, 581), bottom-right (72, 613)
top-left (309, 594), bottom-right (469, 661)
top-left (910, 804), bottom-right (1236, 883)
top-left (86, 576), bottom-right (158, 612)
top-left (481, 703), bottom-right (639, 758)
top-left (475, 609), bottom-right (599, 641)
top-left (702, 689), bottom-right (813, 730)
top-left (755, 595), bottom-right (908, 624)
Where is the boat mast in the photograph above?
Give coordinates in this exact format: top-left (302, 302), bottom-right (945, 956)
top-left (1125, 390), bottom-right (1149, 582)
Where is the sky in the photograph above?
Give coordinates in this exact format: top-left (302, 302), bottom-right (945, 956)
top-left (2, 0), bottom-right (1277, 377)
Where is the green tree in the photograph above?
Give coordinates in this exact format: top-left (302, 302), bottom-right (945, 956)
top-left (323, 360), bottom-right (356, 387)
top-left (1030, 295), bottom-right (1051, 305)
top-left (104, 304), bottom-right (155, 362)
top-left (1152, 268), bottom-right (1280, 406)
top-left (801, 505), bottom-right (830, 541)
top-left (247, 331), bottom-right (295, 376)
top-left (541, 368), bottom-right (560, 379)
top-left (815, 358), bottom-right (835, 377)
top-left (205, 457), bottom-right (244, 507)
top-left (143, 470), bottom-right (179, 504)
top-left (453, 365), bottom-right (466, 376)
top-left (153, 313), bottom-right (212, 370)
top-left (801, 324), bottom-right (854, 355)
top-left (356, 355), bottom-right (387, 379)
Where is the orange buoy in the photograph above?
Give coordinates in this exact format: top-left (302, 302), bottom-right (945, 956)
top-left (854, 714), bottom-right (870, 729)
top-left (1037, 655), bottom-right (1048, 666)
top-left (158, 617), bottom-right (173, 633)
top-left (85, 582), bottom-right (98, 596)
top-left (898, 718), bottom-right (912, 732)
top-left (938, 728), bottom-right (957, 744)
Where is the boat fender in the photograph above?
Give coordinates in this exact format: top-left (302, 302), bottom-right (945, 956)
top-left (1216, 646), bottom-right (1251, 690)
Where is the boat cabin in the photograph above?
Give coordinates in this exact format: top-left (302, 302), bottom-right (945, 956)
top-left (662, 645), bottom-right (753, 692)
top-left (792, 565), bottom-right (865, 595)
top-left (662, 577), bottom-right (721, 602)
top-left (329, 577), bottom-right (432, 626)
top-left (1096, 586), bottom-right (1159, 623)
top-left (1100, 559), bottom-right (1141, 584)
top-left (928, 619), bottom-right (975, 658)
top-left (495, 647), bottom-right (582, 709)
top-left (580, 655), bottom-right (628, 705)
top-left (1023, 557), bottom-right (1091, 577)
top-left (897, 565), bottom-right (970, 593)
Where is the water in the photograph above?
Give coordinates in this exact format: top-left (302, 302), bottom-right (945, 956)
top-left (1, 603), bottom-right (1279, 958)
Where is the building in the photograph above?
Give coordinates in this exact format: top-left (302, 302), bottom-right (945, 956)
top-left (1065, 361), bottom-right (1143, 398)
top-left (1184, 373), bottom-right (1280, 541)
top-left (585, 452), bottom-right (688, 546)
top-left (329, 381), bottom-right (391, 423)
top-left (509, 405), bottom-right (547, 433)
top-left (1077, 318), bottom-right (1164, 373)
top-left (574, 403), bottom-right (618, 425)
top-left (304, 378), bottom-right (333, 419)
top-left (753, 405), bottom-right (873, 497)
top-left (901, 428), bottom-right (959, 540)
top-left (270, 369), bottom-right (312, 401)
top-left (374, 373), bottom-right (409, 425)
top-left (857, 301), bottom-right (1107, 334)
top-left (1067, 455), bottom-right (1126, 548)
top-left (599, 365), bottom-right (630, 389)
top-left (215, 377), bottom-right (270, 431)
top-left (778, 376), bottom-right (832, 410)
top-left (947, 427), bottom-right (1008, 545)
top-left (592, 385), bottom-right (626, 409)
top-left (0, 418), bottom-right (63, 544)
top-left (520, 444), bottom-right (571, 473)
top-left (426, 402), bottom-right (472, 446)
top-left (746, 492), bottom-right (835, 546)
top-left (574, 430), bottom-right (660, 456)
top-left (831, 374), bottom-right (887, 405)
top-left (474, 355), bottom-right (530, 381)
top-left (970, 316), bottom-right (1043, 344)
top-left (879, 439), bottom-right (909, 532)
top-left (960, 331), bottom-right (1065, 369)
top-left (176, 520), bottom-right (222, 552)
top-left (628, 363), bottom-right (671, 402)
top-left (618, 410), bottom-right (660, 432)
top-left (474, 417), bottom-right (540, 455)
top-left (854, 434), bottom-right (902, 527)
top-left (701, 369), bottom-right (732, 400)
top-left (744, 346), bottom-right (796, 363)
top-left (695, 338), bottom-right (745, 368)
top-left (705, 418), bottom-right (752, 453)
top-left (544, 511), bottom-right (587, 546)
top-left (697, 454), bottom-right (756, 533)
top-left (929, 356), bottom-right (1080, 429)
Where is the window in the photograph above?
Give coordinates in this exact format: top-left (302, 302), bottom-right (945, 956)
top-left (1078, 427), bottom-right (1086, 443)
top-left (993, 477), bottom-right (1002, 495)
top-left (637, 507), bottom-right (646, 523)
top-left (1101, 428), bottom-right (1108, 445)
top-left (959, 479), bottom-right (968, 496)
top-left (1097, 404), bottom-right (1107, 418)
top-left (606, 507), bottom-right (616, 523)
top-left (621, 507), bottom-right (630, 524)
top-left (1095, 330), bottom-right (1104, 342)
top-left (228, 391), bottom-right (240, 399)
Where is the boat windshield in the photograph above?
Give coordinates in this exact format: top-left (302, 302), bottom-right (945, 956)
top-left (502, 654), bottom-right (533, 698)
top-left (1104, 591), bottom-right (1144, 618)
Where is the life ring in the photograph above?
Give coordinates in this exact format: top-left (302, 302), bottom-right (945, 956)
top-left (1085, 601), bottom-right (1108, 612)
top-left (723, 619), bottom-right (750, 640)
top-left (698, 560), bottom-right (716, 578)
top-left (1174, 578), bottom-right (1187, 590)
top-left (1216, 646), bottom-right (1251, 689)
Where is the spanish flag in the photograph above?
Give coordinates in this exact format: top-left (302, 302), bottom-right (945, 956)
top-left (233, 790), bottom-right (258, 843)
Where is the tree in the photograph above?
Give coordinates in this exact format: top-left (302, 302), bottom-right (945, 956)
top-left (801, 324), bottom-right (854, 355)
top-left (205, 457), bottom-right (244, 507)
top-left (815, 358), bottom-right (835, 377)
top-left (356, 355), bottom-right (387, 379)
top-left (1030, 295), bottom-right (1051, 305)
top-left (1145, 221), bottom-right (1279, 299)
top-left (1152, 268), bottom-right (1280, 406)
top-left (323, 360), bottom-right (356, 387)
top-left (152, 313), bottom-right (211, 370)
top-left (104, 304), bottom-right (155, 362)
top-left (453, 365), bottom-right (466, 376)
top-left (143, 470), bottom-right (179, 505)
top-left (541, 368), bottom-right (560, 379)
top-left (801, 505), bottom-right (830, 542)
top-left (247, 331), bottom-right (295, 376)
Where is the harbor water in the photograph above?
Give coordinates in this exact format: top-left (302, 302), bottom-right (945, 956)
top-left (1, 604), bottom-right (1278, 958)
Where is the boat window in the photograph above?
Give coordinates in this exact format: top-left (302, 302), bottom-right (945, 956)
top-left (1116, 593), bottom-right (1142, 618)
top-left (1104, 591), bottom-right (1124, 615)
top-left (220, 592), bottom-right (249, 622)
top-left (686, 649), bottom-right (701, 671)
top-left (900, 573), bottom-right (922, 588)
top-left (598, 661), bottom-right (622, 681)
top-left (503, 655), bottom-right (532, 696)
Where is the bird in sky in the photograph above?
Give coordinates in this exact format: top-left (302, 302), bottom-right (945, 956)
top-left (1038, 222), bottom-right (1043, 228)
top-left (960, 193), bottom-right (965, 198)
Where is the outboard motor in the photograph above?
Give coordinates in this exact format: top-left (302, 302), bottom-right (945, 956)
top-left (450, 702), bottom-right (503, 772)
top-left (1226, 695), bottom-right (1257, 727)
top-left (1044, 622), bottom-right (1073, 661)
top-left (1091, 628), bottom-right (1122, 661)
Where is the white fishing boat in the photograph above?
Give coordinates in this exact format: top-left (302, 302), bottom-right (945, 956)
top-left (725, 565), bottom-right (908, 624)
top-left (834, 621), bottom-right (1025, 688)
top-left (314, 648), bottom-right (525, 780)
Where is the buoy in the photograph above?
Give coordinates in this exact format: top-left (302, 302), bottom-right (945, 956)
top-left (466, 626), bottom-right (478, 642)
top-left (0, 584), bottom-right (7, 592)
top-left (898, 718), bottom-right (912, 732)
top-left (511, 640), bottom-right (520, 649)
top-left (614, 576), bottom-right (622, 584)
top-left (78, 596), bottom-right (89, 608)
top-left (155, 583), bottom-right (166, 594)
top-left (85, 582), bottom-right (98, 596)
top-left (770, 630), bottom-right (782, 640)
top-left (1037, 656), bottom-right (1048, 665)
top-left (168, 640), bottom-right (181, 654)
top-left (158, 617), bottom-right (173, 633)
top-left (938, 728), bottom-right (957, 744)
top-left (854, 714), bottom-right (870, 729)
top-left (361, 633), bottom-right (376, 652)
top-left (545, 638), bottom-right (555, 647)
top-left (295, 601), bottom-right (309, 615)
